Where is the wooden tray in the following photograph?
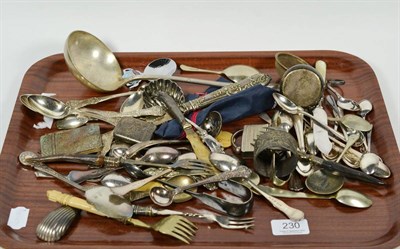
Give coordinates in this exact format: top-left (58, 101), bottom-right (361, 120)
top-left (0, 51), bottom-right (399, 249)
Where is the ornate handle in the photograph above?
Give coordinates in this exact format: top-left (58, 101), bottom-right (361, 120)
top-left (26, 154), bottom-right (121, 168)
top-left (132, 205), bottom-right (205, 219)
top-left (176, 166), bottom-right (251, 194)
top-left (180, 73), bottom-right (271, 113)
top-left (247, 181), bottom-right (305, 221)
top-left (79, 106), bottom-right (164, 118)
top-left (66, 91), bottom-right (133, 109)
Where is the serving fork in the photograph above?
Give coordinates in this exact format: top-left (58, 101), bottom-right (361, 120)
top-left (47, 190), bottom-right (197, 244)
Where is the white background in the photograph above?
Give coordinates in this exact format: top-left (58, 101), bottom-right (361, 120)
top-left (1, 0), bottom-right (399, 153)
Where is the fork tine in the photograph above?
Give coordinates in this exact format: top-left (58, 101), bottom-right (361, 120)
top-left (175, 225), bottom-right (195, 240)
top-left (223, 224), bottom-right (255, 229)
top-left (177, 218), bottom-right (198, 234)
top-left (171, 230), bottom-right (191, 244)
top-left (228, 217), bottom-right (255, 222)
top-left (227, 220), bottom-right (255, 226)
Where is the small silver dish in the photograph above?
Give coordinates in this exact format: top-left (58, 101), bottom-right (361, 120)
top-left (36, 205), bottom-right (80, 242)
top-left (143, 79), bottom-right (185, 109)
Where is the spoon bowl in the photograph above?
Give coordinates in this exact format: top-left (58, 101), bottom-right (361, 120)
top-left (120, 90), bottom-right (145, 113)
top-left (180, 64), bottom-right (259, 83)
top-left (143, 58), bottom-right (177, 76)
top-left (201, 111), bottom-right (223, 137)
top-left (335, 189), bottom-right (373, 208)
top-left (327, 85), bottom-right (360, 111)
top-left (358, 99), bottom-right (373, 118)
top-left (359, 153), bottom-right (383, 175)
top-left (56, 115), bottom-right (89, 129)
top-left (28, 95), bottom-right (70, 119)
top-left (140, 146), bottom-right (180, 164)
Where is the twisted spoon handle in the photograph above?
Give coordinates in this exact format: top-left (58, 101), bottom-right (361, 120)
top-left (132, 205), bottom-right (204, 219)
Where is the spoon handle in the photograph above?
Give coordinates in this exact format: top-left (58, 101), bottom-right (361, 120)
top-left (66, 91), bottom-right (133, 109)
top-left (247, 181), bottom-right (305, 221)
top-left (180, 73), bottom-right (271, 113)
top-left (180, 64), bottom-right (222, 75)
top-left (176, 166), bottom-right (252, 193)
top-left (79, 106), bottom-right (164, 118)
top-left (124, 74), bottom-right (227, 87)
top-left (256, 184), bottom-right (332, 199)
top-left (111, 169), bottom-right (172, 196)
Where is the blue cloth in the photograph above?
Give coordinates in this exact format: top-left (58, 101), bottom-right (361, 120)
top-left (154, 82), bottom-right (276, 138)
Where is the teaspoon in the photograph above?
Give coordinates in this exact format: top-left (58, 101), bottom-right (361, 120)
top-left (149, 166), bottom-right (252, 207)
top-left (256, 185), bottom-right (372, 208)
top-left (180, 64), bottom-right (259, 83)
top-left (327, 85), bottom-right (360, 111)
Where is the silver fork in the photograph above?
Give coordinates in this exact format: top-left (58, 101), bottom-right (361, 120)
top-left (132, 205), bottom-right (254, 230)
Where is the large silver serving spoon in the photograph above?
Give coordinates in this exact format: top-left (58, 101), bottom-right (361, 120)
top-left (256, 185), bottom-right (372, 208)
top-left (180, 64), bottom-right (259, 83)
top-left (65, 30), bottom-right (228, 92)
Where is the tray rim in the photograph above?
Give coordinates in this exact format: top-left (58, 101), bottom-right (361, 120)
top-left (1, 50), bottom-right (399, 248)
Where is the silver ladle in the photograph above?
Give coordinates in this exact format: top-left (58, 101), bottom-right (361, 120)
top-left (65, 30), bottom-right (228, 92)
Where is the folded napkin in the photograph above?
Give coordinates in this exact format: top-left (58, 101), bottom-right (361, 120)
top-left (154, 80), bottom-right (276, 139)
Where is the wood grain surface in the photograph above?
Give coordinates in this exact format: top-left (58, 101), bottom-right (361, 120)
top-left (0, 51), bottom-right (399, 248)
